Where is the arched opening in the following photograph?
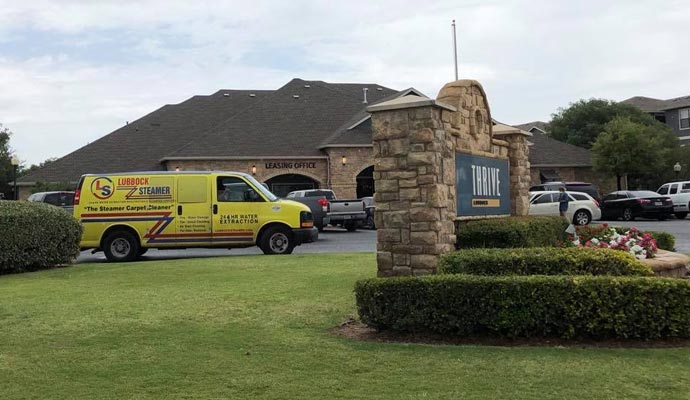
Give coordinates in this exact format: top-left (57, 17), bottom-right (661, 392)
top-left (356, 166), bottom-right (375, 198)
top-left (264, 174), bottom-right (319, 198)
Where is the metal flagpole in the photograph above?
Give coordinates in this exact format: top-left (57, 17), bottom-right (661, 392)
top-left (452, 19), bottom-right (458, 80)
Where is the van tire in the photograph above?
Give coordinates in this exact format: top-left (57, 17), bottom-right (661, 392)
top-left (259, 226), bottom-right (295, 255)
top-left (103, 230), bottom-right (140, 262)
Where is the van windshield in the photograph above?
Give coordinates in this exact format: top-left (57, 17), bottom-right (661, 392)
top-left (245, 175), bottom-right (278, 201)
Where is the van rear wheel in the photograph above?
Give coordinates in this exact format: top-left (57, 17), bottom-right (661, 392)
top-left (259, 226), bottom-right (295, 255)
top-left (103, 230), bottom-right (140, 262)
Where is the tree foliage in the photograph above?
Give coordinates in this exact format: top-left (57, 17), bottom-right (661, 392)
top-left (548, 99), bottom-right (663, 149)
top-left (592, 117), bottom-right (677, 189)
top-left (0, 124), bottom-right (16, 198)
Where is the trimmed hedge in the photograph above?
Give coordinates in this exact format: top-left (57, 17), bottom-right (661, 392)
top-left (0, 201), bottom-right (81, 273)
top-left (455, 216), bottom-right (569, 249)
top-left (355, 274), bottom-right (690, 339)
top-left (438, 247), bottom-right (653, 277)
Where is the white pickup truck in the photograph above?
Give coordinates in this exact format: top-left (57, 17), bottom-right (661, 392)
top-left (657, 181), bottom-right (690, 219)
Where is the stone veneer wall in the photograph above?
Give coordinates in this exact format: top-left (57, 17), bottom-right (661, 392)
top-left (370, 102), bottom-right (457, 277)
top-left (369, 80), bottom-right (531, 277)
top-left (436, 80), bottom-right (531, 219)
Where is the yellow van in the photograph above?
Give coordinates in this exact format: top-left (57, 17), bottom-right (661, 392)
top-left (73, 171), bottom-right (317, 261)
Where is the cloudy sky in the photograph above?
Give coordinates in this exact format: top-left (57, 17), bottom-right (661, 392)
top-left (1, 0), bottom-right (688, 165)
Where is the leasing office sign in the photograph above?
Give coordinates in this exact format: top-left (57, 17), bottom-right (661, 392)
top-left (456, 153), bottom-right (510, 216)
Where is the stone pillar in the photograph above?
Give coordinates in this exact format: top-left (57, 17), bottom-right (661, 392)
top-left (503, 133), bottom-right (531, 216)
top-left (368, 97), bottom-right (457, 277)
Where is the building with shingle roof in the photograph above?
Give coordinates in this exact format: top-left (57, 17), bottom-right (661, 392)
top-left (18, 78), bottom-right (413, 198)
top-left (19, 78), bottom-right (617, 199)
top-left (621, 94), bottom-right (690, 145)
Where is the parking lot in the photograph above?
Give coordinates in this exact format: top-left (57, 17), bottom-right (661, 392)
top-left (76, 227), bottom-right (377, 263)
top-left (76, 217), bottom-right (689, 263)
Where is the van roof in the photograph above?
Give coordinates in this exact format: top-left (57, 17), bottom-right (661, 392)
top-left (80, 171), bottom-right (252, 178)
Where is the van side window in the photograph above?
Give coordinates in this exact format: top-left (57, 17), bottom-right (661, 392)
top-left (217, 177), bottom-right (262, 202)
top-left (683, 183), bottom-right (690, 193)
top-left (669, 184), bottom-right (678, 195)
top-left (658, 185), bottom-right (669, 195)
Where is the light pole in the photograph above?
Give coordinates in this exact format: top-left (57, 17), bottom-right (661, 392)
top-left (674, 162), bottom-right (682, 181)
top-left (10, 155), bottom-right (19, 200)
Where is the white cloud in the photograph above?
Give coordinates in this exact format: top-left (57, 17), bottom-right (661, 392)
top-left (0, 0), bottom-right (689, 164)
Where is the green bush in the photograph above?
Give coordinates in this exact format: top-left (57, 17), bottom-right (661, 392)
top-left (438, 247), bottom-right (653, 276)
top-left (455, 216), bottom-right (569, 249)
top-left (0, 201), bottom-right (81, 273)
top-left (355, 274), bottom-right (690, 339)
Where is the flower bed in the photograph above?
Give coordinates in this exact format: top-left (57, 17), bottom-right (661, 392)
top-left (570, 224), bottom-right (658, 259)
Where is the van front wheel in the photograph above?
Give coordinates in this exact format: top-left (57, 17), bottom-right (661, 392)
top-left (103, 230), bottom-right (140, 262)
top-left (259, 226), bottom-right (295, 255)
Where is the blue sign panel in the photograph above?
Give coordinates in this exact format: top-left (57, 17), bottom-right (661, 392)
top-left (456, 153), bottom-right (510, 216)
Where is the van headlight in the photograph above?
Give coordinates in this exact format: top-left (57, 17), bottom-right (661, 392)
top-left (300, 211), bottom-right (314, 228)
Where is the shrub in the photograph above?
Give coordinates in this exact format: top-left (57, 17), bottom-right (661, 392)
top-left (438, 247), bottom-right (653, 276)
top-left (455, 216), bottom-right (569, 249)
top-left (355, 274), bottom-right (690, 339)
top-left (647, 231), bottom-right (675, 251)
top-left (0, 201), bottom-right (81, 273)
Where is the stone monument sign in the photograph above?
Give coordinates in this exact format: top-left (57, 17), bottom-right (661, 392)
top-left (368, 80), bottom-right (530, 277)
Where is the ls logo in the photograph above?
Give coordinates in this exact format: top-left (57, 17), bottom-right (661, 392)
top-left (91, 177), bottom-right (114, 199)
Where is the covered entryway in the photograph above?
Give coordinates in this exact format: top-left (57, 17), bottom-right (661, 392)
top-left (356, 166), bottom-right (374, 198)
top-left (265, 174), bottom-right (319, 198)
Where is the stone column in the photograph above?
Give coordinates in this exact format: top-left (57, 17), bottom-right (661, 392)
top-left (502, 133), bottom-right (531, 216)
top-left (368, 97), bottom-right (457, 277)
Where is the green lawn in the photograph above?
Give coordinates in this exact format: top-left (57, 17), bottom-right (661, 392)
top-left (1, 253), bottom-right (689, 399)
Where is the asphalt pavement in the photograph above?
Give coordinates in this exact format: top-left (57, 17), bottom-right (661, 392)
top-left (76, 226), bottom-right (377, 263)
top-left (76, 217), bottom-right (689, 264)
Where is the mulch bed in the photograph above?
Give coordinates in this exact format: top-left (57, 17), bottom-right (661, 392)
top-left (331, 317), bottom-right (690, 349)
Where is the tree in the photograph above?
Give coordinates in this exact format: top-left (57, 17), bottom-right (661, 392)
top-left (0, 124), bottom-right (16, 198)
top-left (20, 157), bottom-right (58, 177)
top-left (592, 117), bottom-right (674, 190)
top-left (548, 99), bottom-right (662, 149)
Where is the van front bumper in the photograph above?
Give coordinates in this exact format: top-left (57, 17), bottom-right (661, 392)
top-left (293, 227), bottom-right (318, 245)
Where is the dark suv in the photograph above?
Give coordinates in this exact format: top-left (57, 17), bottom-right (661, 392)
top-left (27, 191), bottom-right (75, 213)
top-left (530, 182), bottom-right (601, 202)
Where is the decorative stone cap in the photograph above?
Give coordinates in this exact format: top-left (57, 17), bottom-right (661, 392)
top-left (367, 95), bottom-right (456, 113)
top-left (492, 122), bottom-right (533, 137)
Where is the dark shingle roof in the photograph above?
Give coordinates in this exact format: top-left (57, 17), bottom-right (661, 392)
top-left (19, 79), bottom-right (398, 183)
top-left (621, 95), bottom-right (690, 112)
top-left (164, 79), bottom-right (397, 158)
top-left (20, 89), bottom-right (272, 183)
top-left (514, 121), bottom-right (548, 134)
top-left (527, 131), bottom-right (592, 167)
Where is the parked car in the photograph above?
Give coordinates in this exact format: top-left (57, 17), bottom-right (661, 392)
top-left (285, 190), bottom-right (331, 231)
top-left (528, 190), bottom-right (601, 225)
top-left (657, 181), bottom-right (690, 219)
top-left (27, 191), bottom-right (75, 213)
top-left (361, 196), bottom-right (375, 229)
top-left (286, 189), bottom-right (366, 231)
top-left (530, 181), bottom-right (601, 202)
top-left (599, 190), bottom-right (674, 221)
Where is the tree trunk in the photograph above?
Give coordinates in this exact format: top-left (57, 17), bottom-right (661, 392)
top-left (616, 174), bottom-right (622, 190)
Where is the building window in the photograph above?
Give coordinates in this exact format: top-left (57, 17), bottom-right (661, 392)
top-left (680, 108), bottom-right (690, 130)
